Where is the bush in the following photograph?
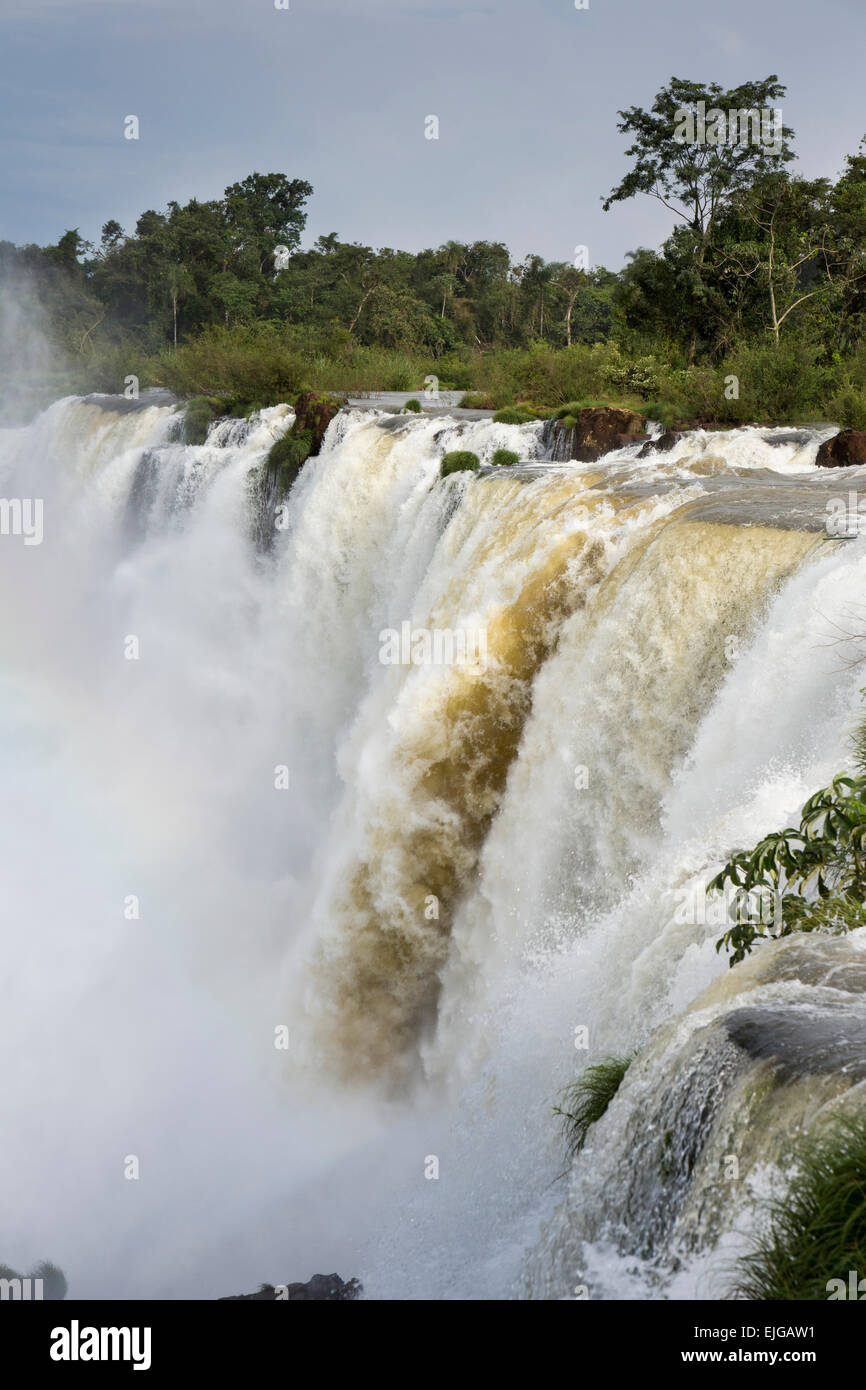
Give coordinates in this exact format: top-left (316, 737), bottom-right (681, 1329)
top-left (459, 391), bottom-right (496, 410)
top-left (826, 383), bottom-right (866, 430)
top-left (439, 450), bottom-right (480, 478)
top-left (437, 353), bottom-right (474, 391)
top-left (642, 398), bottom-right (687, 431)
top-left (385, 361), bottom-right (416, 391)
top-left (719, 340), bottom-right (843, 424)
top-left (711, 769), bottom-right (866, 966)
top-left (402, 398), bottom-right (422, 413)
top-left (553, 1055), bottom-right (633, 1162)
top-left (490, 448), bottom-right (519, 467)
top-left (603, 353), bottom-right (661, 397)
top-left (182, 395), bottom-right (222, 444)
top-left (731, 1114), bottom-right (866, 1300)
top-left (493, 406), bottom-right (535, 425)
top-left (266, 428), bottom-right (314, 494)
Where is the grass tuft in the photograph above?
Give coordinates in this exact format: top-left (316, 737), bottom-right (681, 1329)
top-left (553, 1054), bottom-right (632, 1162)
top-left (731, 1114), bottom-right (866, 1300)
top-left (439, 450), bottom-right (480, 478)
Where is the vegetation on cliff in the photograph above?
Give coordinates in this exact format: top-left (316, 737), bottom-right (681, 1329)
top-left (711, 723), bottom-right (866, 964)
top-left (732, 1114), bottom-right (866, 1300)
top-left (2, 77), bottom-right (866, 427)
top-left (554, 1055), bottom-right (633, 1161)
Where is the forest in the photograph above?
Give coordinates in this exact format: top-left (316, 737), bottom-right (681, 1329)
top-left (2, 77), bottom-right (866, 425)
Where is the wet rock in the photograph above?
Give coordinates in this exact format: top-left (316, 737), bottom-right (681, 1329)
top-left (219, 1273), bottom-right (362, 1301)
top-left (637, 430), bottom-right (681, 459)
top-left (291, 391), bottom-right (345, 458)
top-left (815, 429), bottom-right (866, 468)
top-left (761, 430), bottom-right (813, 448)
top-left (545, 407), bottom-right (646, 463)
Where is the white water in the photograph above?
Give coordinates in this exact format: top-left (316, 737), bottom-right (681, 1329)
top-left (2, 395), bottom-right (865, 1298)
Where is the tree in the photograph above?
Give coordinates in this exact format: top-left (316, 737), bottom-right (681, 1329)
top-left (222, 172), bottom-right (312, 273)
top-left (554, 265), bottom-right (585, 347)
top-left (719, 174), bottom-right (837, 343)
top-left (604, 77), bottom-right (795, 360)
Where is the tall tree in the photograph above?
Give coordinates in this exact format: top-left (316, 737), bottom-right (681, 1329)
top-left (604, 76), bottom-right (795, 359)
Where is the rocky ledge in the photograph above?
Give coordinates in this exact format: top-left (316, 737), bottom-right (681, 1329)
top-left (544, 406), bottom-right (647, 463)
top-left (219, 1272), bottom-right (362, 1301)
top-left (815, 428), bottom-right (866, 467)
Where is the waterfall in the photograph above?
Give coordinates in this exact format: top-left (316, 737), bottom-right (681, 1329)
top-left (2, 394), bottom-right (864, 1298)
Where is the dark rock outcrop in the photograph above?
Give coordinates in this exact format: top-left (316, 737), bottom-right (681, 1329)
top-left (815, 429), bottom-right (866, 468)
top-left (256, 392), bottom-right (345, 548)
top-left (637, 429), bottom-right (681, 459)
top-left (544, 407), bottom-right (646, 463)
top-left (292, 391), bottom-right (345, 457)
top-left (220, 1273), bottom-right (361, 1301)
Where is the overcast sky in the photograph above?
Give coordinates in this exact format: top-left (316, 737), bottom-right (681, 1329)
top-left (1, 0), bottom-right (864, 270)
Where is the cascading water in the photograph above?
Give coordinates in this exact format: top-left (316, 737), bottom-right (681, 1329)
top-left (2, 392), bottom-right (865, 1299)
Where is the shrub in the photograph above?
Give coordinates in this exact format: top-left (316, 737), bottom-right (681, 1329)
top-left (153, 325), bottom-right (306, 410)
top-left (719, 340), bottom-right (843, 424)
top-left (437, 353), bottom-right (474, 391)
top-left (490, 448), bottom-right (519, 467)
top-left (553, 1055), bottom-right (633, 1162)
top-left (642, 398), bottom-right (686, 431)
top-left (731, 1114), bottom-right (866, 1300)
top-left (493, 406), bottom-right (535, 425)
top-left (385, 362), bottom-right (415, 391)
top-left (266, 428), bottom-right (314, 494)
top-left (459, 391), bottom-right (496, 410)
top-left (402, 398), bottom-right (422, 413)
top-left (603, 354), bottom-right (661, 397)
top-left (182, 395), bottom-right (221, 445)
top-left (826, 383), bottom-right (866, 431)
top-left (439, 450), bottom-right (480, 478)
top-left (711, 768), bottom-right (866, 966)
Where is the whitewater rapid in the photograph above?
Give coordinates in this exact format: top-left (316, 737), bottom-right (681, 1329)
top-left (1, 394), bottom-right (865, 1299)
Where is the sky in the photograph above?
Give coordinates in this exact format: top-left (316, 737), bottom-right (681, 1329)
top-left (0, 0), bottom-right (864, 271)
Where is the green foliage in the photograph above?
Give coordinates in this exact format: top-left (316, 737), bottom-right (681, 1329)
top-left (490, 448), bottom-right (519, 467)
top-left (402, 398), bottom-right (422, 412)
top-left (493, 406), bottom-right (535, 424)
top-left (151, 324), bottom-right (306, 410)
top-left (553, 1055), bottom-right (633, 1162)
top-left (731, 1114), bottom-right (866, 1300)
top-left (386, 363), bottom-right (415, 391)
top-left (182, 395), bottom-right (222, 444)
top-left (8, 114), bottom-right (866, 424)
top-left (827, 382), bottom-right (866, 430)
top-left (439, 450), bottom-right (480, 478)
top-left (603, 354), bottom-right (661, 396)
top-left (267, 428), bottom-right (313, 494)
top-left (437, 354), bottom-right (474, 390)
top-left (711, 772), bottom-right (866, 965)
top-left (643, 398), bottom-right (687, 430)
